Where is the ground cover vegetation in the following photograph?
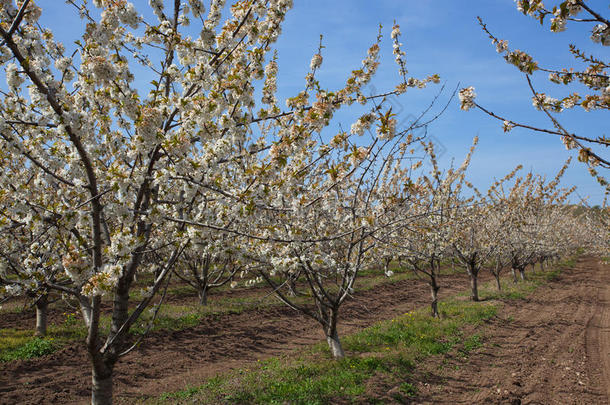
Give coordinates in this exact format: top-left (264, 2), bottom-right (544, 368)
top-left (154, 257), bottom-right (575, 404)
top-left (0, 1), bottom-right (608, 404)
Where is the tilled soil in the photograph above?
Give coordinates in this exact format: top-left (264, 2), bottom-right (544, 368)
top-left (407, 256), bottom-right (609, 405)
top-left (1, 257), bottom-right (608, 405)
top-left (0, 272), bottom-right (472, 405)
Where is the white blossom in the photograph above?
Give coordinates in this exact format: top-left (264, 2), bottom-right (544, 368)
top-left (458, 86), bottom-right (476, 111)
top-left (310, 53), bottom-right (323, 70)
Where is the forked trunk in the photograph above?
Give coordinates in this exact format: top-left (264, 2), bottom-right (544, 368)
top-left (511, 268), bottom-right (518, 284)
top-left (93, 281), bottom-right (131, 404)
top-left (494, 273), bottom-right (502, 291)
top-left (91, 366), bottom-right (113, 405)
top-left (519, 267), bottom-right (526, 281)
top-left (287, 278), bottom-right (298, 297)
top-left (35, 294), bottom-right (48, 337)
top-left (322, 305), bottom-right (344, 358)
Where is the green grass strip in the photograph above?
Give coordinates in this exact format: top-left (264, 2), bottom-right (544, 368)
top-left (154, 256), bottom-right (577, 404)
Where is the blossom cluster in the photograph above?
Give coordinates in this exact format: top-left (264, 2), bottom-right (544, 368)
top-left (458, 86), bottom-right (476, 111)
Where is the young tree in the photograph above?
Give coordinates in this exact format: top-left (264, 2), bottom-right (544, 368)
top-left (450, 203), bottom-right (495, 302)
top-left (172, 236), bottom-right (242, 305)
top-left (389, 140), bottom-right (476, 317)
top-left (245, 91), bottom-right (437, 358)
top-left (498, 161), bottom-right (576, 282)
top-left (481, 165), bottom-right (524, 290)
top-left (187, 19), bottom-right (446, 358)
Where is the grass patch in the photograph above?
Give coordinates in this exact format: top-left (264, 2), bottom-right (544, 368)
top-left (460, 334), bottom-right (483, 356)
top-left (153, 257), bottom-right (579, 404)
top-left (0, 334), bottom-right (57, 362)
top-left (154, 300), bottom-right (498, 404)
top-left (399, 381), bottom-right (418, 397)
top-left (471, 256), bottom-right (577, 302)
top-left (0, 312), bottom-right (87, 363)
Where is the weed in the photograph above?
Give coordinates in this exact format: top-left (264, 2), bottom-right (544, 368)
top-left (63, 311), bottom-right (79, 328)
top-left (460, 334), bottom-right (483, 355)
top-left (155, 301), bottom-right (497, 404)
top-left (399, 381), bottom-right (418, 397)
top-left (0, 337), bottom-right (56, 362)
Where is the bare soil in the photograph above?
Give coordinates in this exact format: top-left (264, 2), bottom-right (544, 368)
top-left (0, 257), bottom-right (607, 405)
top-left (0, 271), bottom-right (471, 405)
top-left (403, 256), bottom-right (609, 405)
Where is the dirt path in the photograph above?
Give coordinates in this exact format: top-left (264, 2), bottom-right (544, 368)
top-left (0, 272), bottom-right (473, 405)
top-left (413, 256), bottom-right (609, 405)
top-left (587, 259), bottom-right (610, 403)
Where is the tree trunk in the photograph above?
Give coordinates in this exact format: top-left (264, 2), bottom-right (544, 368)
top-left (430, 283), bottom-right (440, 318)
top-left (79, 295), bottom-right (93, 327)
top-left (540, 260), bottom-right (545, 272)
top-left (323, 306), bottom-right (344, 359)
top-left (326, 328), bottom-right (345, 359)
top-left (111, 283), bottom-right (131, 337)
top-left (383, 257), bottom-right (393, 277)
top-left (287, 277), bottom-right (298, 297)
top-left (511, 268), bottom-right (518, 284)
top-left (35, 294), bottom-right (48, 337)
top-left (198, 287), bottom-right (208, 306)
top-left (494, 273), bottom-right (502, 291)
top-left (519, 267), bottom-right (526, 281)
top-left (469, 273), bottom-right (479, 302)
top-left (91, 365), bottom-right (113, 405)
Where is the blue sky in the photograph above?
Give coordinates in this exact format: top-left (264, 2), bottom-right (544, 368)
top-left (37, 1), bottom-right (608, 204)
top-left (269, 0), bottom-right (608, 205)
